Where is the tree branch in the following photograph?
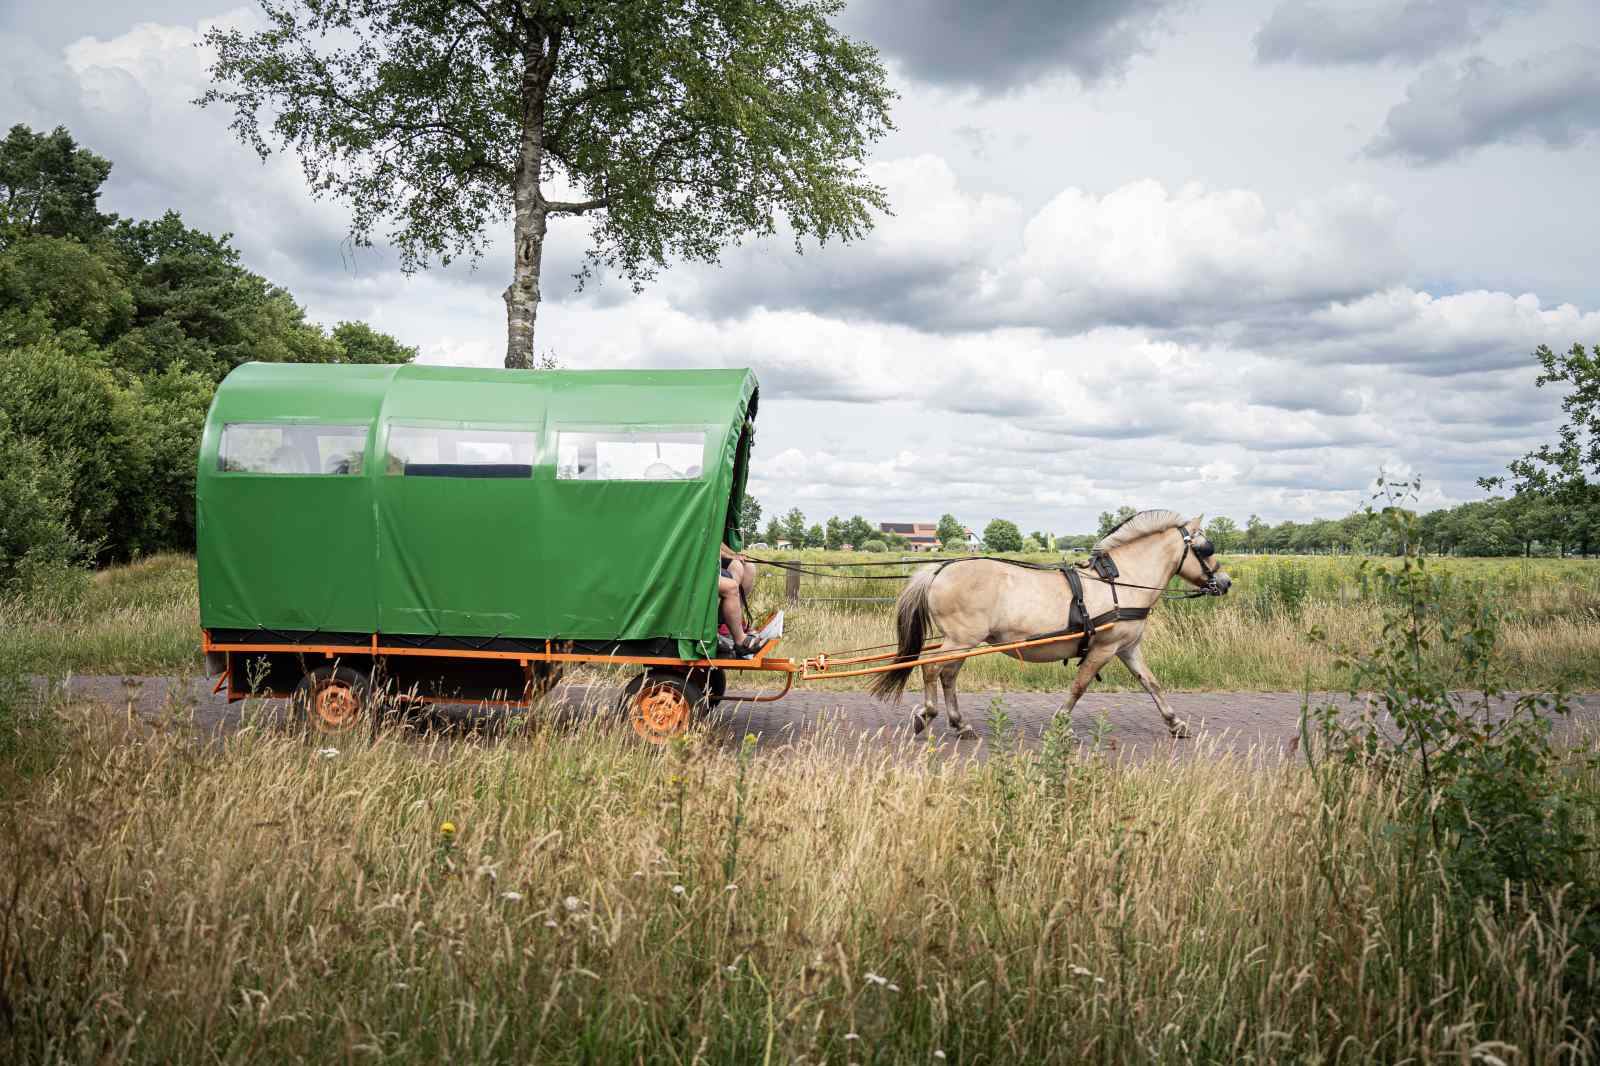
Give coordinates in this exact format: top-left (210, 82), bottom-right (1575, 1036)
top-left (542, 195), bottom-right (609, 215)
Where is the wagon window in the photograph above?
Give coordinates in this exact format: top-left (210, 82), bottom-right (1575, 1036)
top-left (386, 426), bottom-right (536, 478)
top-left (218, 423), bottom-right (367, 475)
top-left (556, 430), bottom-right (706, 481)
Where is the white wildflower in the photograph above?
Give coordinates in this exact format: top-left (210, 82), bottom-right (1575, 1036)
top-left (543, 919), bottom-right (558, 928)
top-left (844, 1033), bottom-right (860, 1041)
top-left (1069, 965), bottom-right (1094, 979)
top-left (863, 972), bottom-right (888, 987)
top-left (317, 747), bottom-right (339, 759)
top-left (564, 896), bottom-right (582, 912)
top-left (500, 891), bottom-right (523, 902)
top-left (888, 983), bottom-right (901, 992)
top-left (725, 883), bottom-right (738, 892)
top-left (671, 884), bottom-right (687, 896)
top-left (934, 1052), bottom-right (946, 1060)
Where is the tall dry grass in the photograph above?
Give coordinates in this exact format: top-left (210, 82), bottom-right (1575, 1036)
top-left (2, 697), bottom-right (1595, 1063)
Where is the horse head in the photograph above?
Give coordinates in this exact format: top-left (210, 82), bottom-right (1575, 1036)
top-left (1175, 514), bottom-right (1232, 596)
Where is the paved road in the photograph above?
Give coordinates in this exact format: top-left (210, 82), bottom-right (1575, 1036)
top-left (41, 674), bottom-right (1600, 764)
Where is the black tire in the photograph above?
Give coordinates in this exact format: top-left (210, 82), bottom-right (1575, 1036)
top-left (291, 664), bottom-right (372, 735)
top-left (616, 669), bottom-right (707, 744)
top-left (687, 666), bottom-right (727, 707)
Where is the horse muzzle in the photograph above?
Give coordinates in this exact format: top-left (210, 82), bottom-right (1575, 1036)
top-left (1208, 572), bottom-right (1232, 596)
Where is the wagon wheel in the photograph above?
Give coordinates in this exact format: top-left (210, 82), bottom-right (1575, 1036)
top-left (292, 665), bottom-right (372, 735)
top-left (617, 671), bottom-right (706, 744)
top-left (688, 667), bottom-right (727, 708)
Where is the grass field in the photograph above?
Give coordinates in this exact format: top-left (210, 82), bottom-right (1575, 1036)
top-left (7, 551), bottom-right (1600, 692)
top-left (2, 699), bottom-right (1596, 1064)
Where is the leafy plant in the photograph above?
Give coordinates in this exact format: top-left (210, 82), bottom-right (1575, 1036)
top-left (1304, 475), bottom-right (1597, 938)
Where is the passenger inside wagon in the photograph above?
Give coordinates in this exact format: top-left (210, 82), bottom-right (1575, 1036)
top-left (718, 543), bottom-right (761, 656)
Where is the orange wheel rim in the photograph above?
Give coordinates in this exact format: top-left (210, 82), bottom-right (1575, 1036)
top-left (312, 681), bottom-right (361, 731)
top-left (630, 683), bottom-right (691, 743)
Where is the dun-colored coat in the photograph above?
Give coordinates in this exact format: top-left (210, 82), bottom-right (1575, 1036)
top-left (868, 511), bottom-right (1232, 737)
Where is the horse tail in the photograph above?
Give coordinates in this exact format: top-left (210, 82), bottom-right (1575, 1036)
top-left (868, 565), bottom-right (937, 701)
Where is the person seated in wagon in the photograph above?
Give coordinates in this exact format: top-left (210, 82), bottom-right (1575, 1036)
top-left (718, 543), bottom-right (762, 656)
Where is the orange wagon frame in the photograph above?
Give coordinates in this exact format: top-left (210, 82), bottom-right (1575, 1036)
top-left (203, 616), bottom-right (1119, 743)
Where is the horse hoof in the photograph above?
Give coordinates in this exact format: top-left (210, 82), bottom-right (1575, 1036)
top-left (1169, 723), bottom-right (1193, 739)
top-left (953, 726), bottom-right (977, 739)
top-left (911, 714), bottom-right (927, 735)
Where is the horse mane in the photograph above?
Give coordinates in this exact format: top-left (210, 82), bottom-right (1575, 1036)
top-left (1092, 509), bottom-right (1187, 553)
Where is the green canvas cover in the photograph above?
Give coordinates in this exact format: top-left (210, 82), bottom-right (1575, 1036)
top-left (197, 362), bottom-right (759, 659)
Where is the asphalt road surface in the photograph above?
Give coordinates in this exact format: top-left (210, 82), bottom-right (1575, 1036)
top-left (44, 674), bottom-right (1600, 764)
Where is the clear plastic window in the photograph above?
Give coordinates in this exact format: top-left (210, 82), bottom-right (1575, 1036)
top-left (556, 430), bottom-right (706, 481)
top-left (218, 423), bottom-right (367, 475)
top-left (386, 426), bottom-right (536, 478)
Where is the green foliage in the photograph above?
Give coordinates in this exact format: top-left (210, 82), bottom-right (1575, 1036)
top-left (843, 514), bottom-right (874, 549)
top-left (330, 320), bottom-right (420, 365)
top-left (0, 235), bottom-right (134, 344)
top-left (1096, 506), bottom-right (1138, 539)
top-left (780, 508), bottom-right (807, 547)
top-left (201, 0), bottom-right (895, 363)
top-left (761, 517), bottom-right (783, 546)
top-left (1204, 515), bottom-right (1239, 553)
top-left (0, 411), bottom-right (84, 595)
top-left (0, 125), bottom-right (416, 567)
top-left (1305, 480), bottom-right (1598, 966)
top-left (1491, 342), bottom-right (1600, 498)
top-left (0, 343), bottom-right (153, 560)
top-left (936, 512), bottom-right (965, 545)
top-left (823, 515), bottom-right (844, 550)
top-left (737, 495), bottom-right (762, 544)
top-left (0, 123), bottom-right (112, 244)
top-left (860, 538), bottom-right (887, 553)
top-left (1244, 560), bottom-right (1310, 622)
top-left (982, 518), bottom-right (1023, 553)
top-left (803, 522), bottom-right (825, 549)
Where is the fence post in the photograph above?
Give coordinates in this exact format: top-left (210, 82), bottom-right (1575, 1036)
top-left (785, 568), bottom-right (801, 604)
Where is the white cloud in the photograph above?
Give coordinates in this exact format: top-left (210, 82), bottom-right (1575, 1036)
top-left (999, 180), bottom-right (1404, 331)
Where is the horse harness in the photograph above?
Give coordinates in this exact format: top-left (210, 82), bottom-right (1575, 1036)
top-left (923, 526), bottom-right (1222, 665)
top-left (1050, 526), bottom-right (1221, 663)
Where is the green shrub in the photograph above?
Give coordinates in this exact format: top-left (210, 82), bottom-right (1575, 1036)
top-left (860, 538), bottom-right (887, 553)
top-left (0, 412), bottom-right (85, 595)
top-left (1304, 488), bottom-right (1598, 993)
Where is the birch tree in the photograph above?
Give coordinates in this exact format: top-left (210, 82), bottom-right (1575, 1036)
top-left (200, 0), bottom-right (894, 367)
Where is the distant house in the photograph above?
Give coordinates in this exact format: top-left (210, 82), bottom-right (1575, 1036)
top-left (878, 521), bottom-right (941, 551)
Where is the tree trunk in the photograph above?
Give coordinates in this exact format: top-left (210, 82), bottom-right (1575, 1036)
top-left (504, 30), bottom-right (557, 369)
top-left (503, 201), bottom-right (547, 369)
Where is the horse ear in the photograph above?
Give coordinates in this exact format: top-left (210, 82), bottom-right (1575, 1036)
top-left (1189, 514), bottom-right (1204, 531)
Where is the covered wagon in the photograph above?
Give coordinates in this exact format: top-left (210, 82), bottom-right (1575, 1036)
top-left (197, 362), bottom-right (789, 741)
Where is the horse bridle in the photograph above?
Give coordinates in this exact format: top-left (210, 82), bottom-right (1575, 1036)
top-left (1176, 527), bottom-right (1224, 596)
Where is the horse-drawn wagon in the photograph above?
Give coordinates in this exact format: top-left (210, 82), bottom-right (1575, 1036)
top-left (198, 362), bottom-right (1230, 743)
top-left (198, 362), bottom-right (795, 741)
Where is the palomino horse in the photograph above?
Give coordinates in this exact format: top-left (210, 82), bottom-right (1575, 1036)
top-left (868, 511), bottom-right (1231, 737)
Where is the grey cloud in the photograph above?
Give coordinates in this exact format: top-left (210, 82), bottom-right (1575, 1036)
top-left (835, 0), bottom-right (1181, 94)
top-left (1254, 0), bottom-right (1536, 67)
top-left (1367, 45), bottom-right (1600, 163)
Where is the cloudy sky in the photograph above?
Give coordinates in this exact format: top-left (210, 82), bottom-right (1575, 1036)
top-left (5, 0), bottom-right (1600, 534)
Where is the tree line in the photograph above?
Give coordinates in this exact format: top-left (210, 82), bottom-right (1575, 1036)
top-left (0, 124), bottom-right (416, 596)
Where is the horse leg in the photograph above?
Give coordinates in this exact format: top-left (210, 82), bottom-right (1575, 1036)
top-left (912, 662), bottom-right (940, 734)
top-left (940, 658), bottom-right (975, 737)
top-left (1053, 643), bottom-right (1119, 724)
top-left (1117, 641), bottom-right (1191, 738)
